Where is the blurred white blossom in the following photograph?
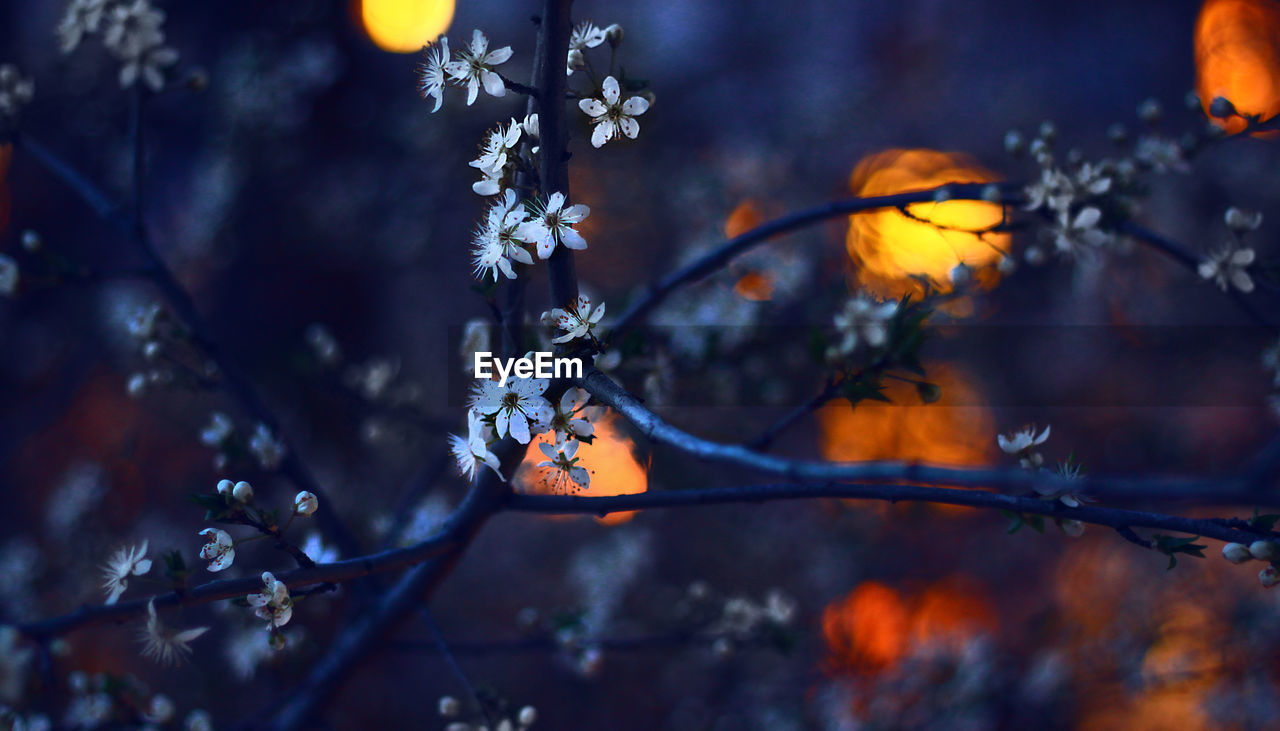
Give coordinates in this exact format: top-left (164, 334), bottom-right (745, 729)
top-left (101, 539), bottom-right (151, 605)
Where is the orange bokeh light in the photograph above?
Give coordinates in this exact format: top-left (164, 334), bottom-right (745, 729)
top-left (846, 149), bottom-right (1009, 298)
top-left (359, 0), bottom-right (455, 54)
top-left (822, 578), bottom-right (995, 675)
top-left (817, 365), bottom-right (993, 468)
top-left (515, 410), bottom-right (648, 525)
top-left (1195, 0), bottom-right (1280, 134)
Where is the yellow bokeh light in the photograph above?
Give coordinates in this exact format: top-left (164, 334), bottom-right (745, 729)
top-left (846, 149), bottom-right (1009, 299)
top-left (360, 0), bottom-right (455, 54)
top-left (1195, 0), bottom-right (1280, 134)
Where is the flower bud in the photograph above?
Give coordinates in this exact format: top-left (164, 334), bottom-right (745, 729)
top-left (604, 23), bottom-right (623, 47)
top-left (294, 490), bottom-right (318, 516)
top-left (232, 480), bottom-right (254, 503)
top-left (518, 706), bottom-right (538, 725)
top-left (1261, 565), bottom-right (1280, 588)
top-left (932, 186), bottom-right (952, 203)
top-left (1225, 207), bottom-right (1262, 233)
top-left (1209, 95), bottom-right (1237, 119)
top-left (126, 373), bottom-right (147, 397)
top-left (438, 696), bottom-right (460, 718)
top-left (1222, 542), bottom-right (1252, 563)
top-left (1059, 519), bottom-right (1085, 537)
top-left (1249, 540), bottom-right (1280, 561)
top-left (1037, 120), bottom-right (1057, 141)
top-left (20, 230), bottom-right (41, 252)
top-left (1003, 129), bottom-right (1025, 155)
top-left (216, 479), bottom-right (234, 497)
top-left (949, 264), bottom-right (971, 287)
top-left (1138, 98), bottom-right (1162, 123)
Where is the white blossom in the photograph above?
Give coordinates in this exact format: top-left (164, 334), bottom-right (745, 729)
top-left (998, 424), bottom-right (1051, 454)
top-left (0, 65), bottom-right (34, 127)
top-left (827, 294), bottom-right (897, 359)
top-left (140, 599), bottom-right (209, 665)
top-left (547, 294), bottom-right (605, 344)
top-left (472, 190), bottom-right (535, 280)
top-left (1049, 206), bottom-right (1110, 256)
top-left (247, 571), bottom-right (293, 629)
top-left (449, 409), bottom-right (504, 480)
top-left (57, 0), bottom-right (108, 54)
top-left (199, 411), bottom-right (234, 447)
top-left (101, 0), bottom-right (177, 91)
top-left (1225, 207), bottom-right (1263, 233)
top-left (294, 490), bottom-right (318, 516)
top-left (566, 21), bottom-right (607, 75)
top-left (248, 423), bottom-right (286, 470)
top-left (1198, 245), bottom-right (1255, 293)
top-left (469, 119), bottom-right (522, 195)
top-left (299, 532), bottom-right (337, 564)
top-left (469, 377), bottom-right (553, 444)
top-left (546, 386), bottom-right (593, 443)
top-left (198, 527), bottom-right (234, 571)
top-left (516, 192), bottom-right (590, 259)
top-left (538, 438), bottom-right (590, 492)
top-left (444, 29), bottom-right (512, 106)
top-left (578, 76), bottom-right (650, 148)
top-left (101, 539), bottom-right (151, 604)
top-left (418, 35), bottom-right (450, 113)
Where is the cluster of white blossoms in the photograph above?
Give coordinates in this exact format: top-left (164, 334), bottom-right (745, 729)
top-left (439, 695), bottom-right (538, 731)
top-left (419, 30), bottom-right (513, 110)
top-left (1198, 207), bottom-right (1263, 294)
top-left (0, 64), bottom-right (34, 128)
top-left (470, 189), bottom-right (591, 281)
top-left (196, 480), bottom-right (320, 572)
top-left (452, 382), bottom-right (595, 492)
top-left (1016, 123), bottom-right (1120, 261)
top-left (57, 0), bottom-right (179, 91)
top-left (1221, 540), bottom-right (1280, 587)
top-left (826, 294), bottom-right (898, 361)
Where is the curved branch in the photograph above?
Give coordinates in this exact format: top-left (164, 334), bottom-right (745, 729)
top-left (14, 133), bottom-right (365, 558)
top-left (579, 368), bottom-right (1277, 505)
top-left (506, 482), bottom-right (1269, 545)
top-left (607, 182), bottom-right (1019, 341)
top-left (15, 532), bottom-right (457, 641)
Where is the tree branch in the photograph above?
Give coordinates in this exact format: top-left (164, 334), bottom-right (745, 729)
top-left (13, 133), bottom-right (366, 559)
top-left (578, 367), bottom-right (1279, 505)
top-left (506, 482), bottom-right (1270, 545)
top-left (607, 183), bottom-right (1020, 341)
top-left (15, 532), bottom-right (457, 641)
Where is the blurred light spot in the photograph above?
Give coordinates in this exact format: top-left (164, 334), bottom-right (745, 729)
top-left (822, 578), bottom-right (994, 675)
top-left (724, 199), bottom-right (764, 239)
top-left (846, 149), bottom-right (1009, 298)
top-left (733, 270), bottom-right (775, 301)
top-left (516, 410), bottom-right (648, 525)
top-left (817, 365), bottom-right (993, 467)
top-left (360, 0), bottom-right (455, 54)
top-left (1195, 0), bottom-right (1280, 134)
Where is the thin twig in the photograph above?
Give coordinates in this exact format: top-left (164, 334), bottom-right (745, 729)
top-left (420, 608), bottom-right (495, 728)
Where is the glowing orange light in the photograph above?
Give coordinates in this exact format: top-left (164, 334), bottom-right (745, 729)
top-left (817, 365), bottom-right (993, 468)
top-left (822, 578), bottom-right (994, 675)
top-left (732, 271), bottom-right (775, 301)
top-left (515, 411), bottom-right (648, 525)
top-left (1195, 0), bottom-right (1280, 134)
top-left (846, 149), bottom-right (1009, 298)
top-left (724, 199), bottom-right (764, 239)
top-left (359, 0), bottom-right (455, 54)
